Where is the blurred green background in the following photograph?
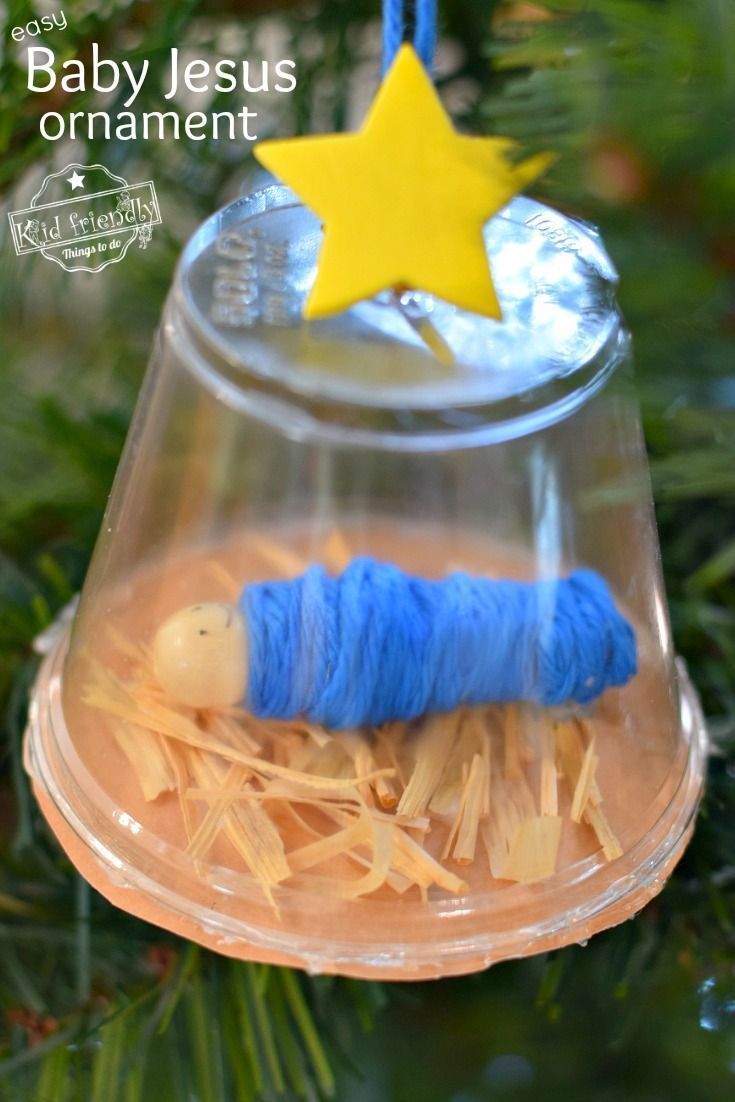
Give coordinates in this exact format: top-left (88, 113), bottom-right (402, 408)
top-left (1, 1), bottom-right (734, 1099)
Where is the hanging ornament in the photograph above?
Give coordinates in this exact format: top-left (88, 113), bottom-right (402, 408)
top-left (25, 0), bottom-right (707, 980)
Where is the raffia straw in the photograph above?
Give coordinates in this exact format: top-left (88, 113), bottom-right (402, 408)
top-left (338, 820), bottom-right (396, 899)
top-left (286, 815), bottom-right (370, 874)
top-left (429, 708), bottom-right (474, 817)
top-left (503, 703), bottom-right (523, 781)
top-left (392, 829), bottom-right (468, 894)
top-left (555, 719), bottom-right (622, 861)
top-left (483, 766), bottom-right (523, 879)
top-left (187, 756), bottom-right (290, 889)
top-left (570, 737), bottom-right (598, 823)
top-left (443, 752), bottom-right (487, 864)
top-left (85, 674), bottom-right (390, 792)
top-left (502, 815), bottom-right (562, 883)
top-left (111, 721), bottom-right (176, 801)
top-left (575, 718), bottom-right (607, 809)
top-left (284, 801), bottom-right (416, 895)
top-left (186, 761), bottom-right (253, 861)
top-left (398, 714), bottom-right (459, 818)
top-left (279, 803), bottom-right (402, 900)
top-left (163, 741), bottom-right (197, 850)
top-left (84, 615), bottom-right (625, 909)
top-left (479, 715), bottom-right (492, 818)
top-left (349, 738), bottom-right (398, 809)
top-left (374, 724), bottom-right (408, 788)
top-left (540, 717), bottom-right (559, 816)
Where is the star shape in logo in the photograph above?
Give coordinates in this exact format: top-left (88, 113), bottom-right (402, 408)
top-left (66, 171), bottom-right (85, 191)
top-left (255, 45), bottom-right (552, 320)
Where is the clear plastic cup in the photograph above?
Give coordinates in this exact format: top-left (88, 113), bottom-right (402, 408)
top-left (24, 186), bottom-right (707, 980)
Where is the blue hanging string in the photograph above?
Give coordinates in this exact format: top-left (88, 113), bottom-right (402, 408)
top-left (242, 558), bottom-right (637, 729)
top-left (382, 0), bottom-right (438, 73)
top-left (413, 0), bottom-right (438, 72)
top-left (382, 0), bottom-right (405, 74)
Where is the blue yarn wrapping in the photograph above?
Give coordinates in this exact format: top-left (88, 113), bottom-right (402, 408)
top-left (241, 558), bottom-right (637, 729)
top-left (382, 0), bottom-right (438, 72)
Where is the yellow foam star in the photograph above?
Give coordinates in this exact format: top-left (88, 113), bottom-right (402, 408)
top-left (254, 45), bottom-right (552, 320)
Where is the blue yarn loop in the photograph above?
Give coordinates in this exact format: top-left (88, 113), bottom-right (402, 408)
top-left (242, 558), bottom-right (637, 730)
top-left (382, 0), bottom-right (437, 73)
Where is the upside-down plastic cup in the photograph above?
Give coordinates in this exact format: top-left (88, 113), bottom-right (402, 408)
top-left (25, 186), bottom-right (707, 980)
